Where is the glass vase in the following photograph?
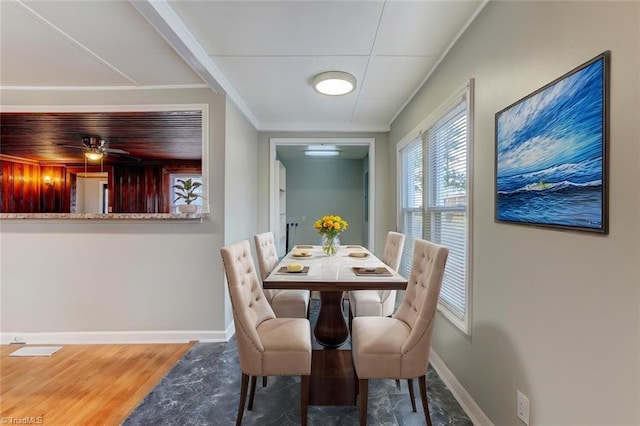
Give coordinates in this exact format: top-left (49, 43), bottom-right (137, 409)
top-left (322, 234), bottom-right (340, 256)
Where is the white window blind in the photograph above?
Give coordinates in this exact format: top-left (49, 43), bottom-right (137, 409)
top-left (425, 100), bottom-right (468, 319)
top-left (397, 82), bottom-right (473, 334)
top-left (399, 138), bottom-right (423, 279)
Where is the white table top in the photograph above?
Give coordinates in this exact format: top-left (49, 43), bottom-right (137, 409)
top-left (264, 245), bottom-right (407, 292)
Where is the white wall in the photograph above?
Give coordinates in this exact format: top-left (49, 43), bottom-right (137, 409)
top-left (389, 2), bottom-right (640, 424)
top-left (0, 87), bottom-right (229, 340)
top-left (77, 176), bottom-right (104, 213)
top-left (223, 99), bottom-right (259, 329)
top-left (281, 158), bottom-right (364, 246)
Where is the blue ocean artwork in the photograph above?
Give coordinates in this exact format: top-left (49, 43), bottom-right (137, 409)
top-left (496, 56), bottom-right (605, 230)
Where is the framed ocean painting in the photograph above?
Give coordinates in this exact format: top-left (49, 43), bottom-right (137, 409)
top-left (495, 51), bottom-right (610, 234)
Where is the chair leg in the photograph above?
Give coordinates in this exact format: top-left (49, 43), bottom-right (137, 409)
top-left (418, 375), bottom-right (432, 426)
top-left (395, 379), bottom-right (401, 390)
top-left (236, 373), bottom-right (249, 426)
top-left (359, 379), bottom-right (368, 426)
top-left (354, 372), bottom-right (359, 397)
top-left (301, 375), bottom-right (310, 426)
top-left (407, 378), bottom-right (417, 412)
top-left (262, 376), bottom-right (267, 387)
top-left (248, 375), bottom-right (257, 411)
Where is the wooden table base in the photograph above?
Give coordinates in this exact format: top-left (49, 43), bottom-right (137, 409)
top-left (313, 291), bottom-right (349, 347)
top-left (309, 349), bottom-right (356, 406)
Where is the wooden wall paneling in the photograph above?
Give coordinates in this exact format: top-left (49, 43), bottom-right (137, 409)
top-left (132, 168), bottom-right (141, 213)
top-left (114, 166), bottom-right (150, 213)
top-left (16, 163), bottom-right (27, 212)
top-left (144, 166), bottom-right (161, 213)
top-left (40, 165), bottom-right (65, 212)
top-left (0, 157), bottom-right (40, 213)
top-left (115, 167), bottom-right (127, 213)
top-left (113, 163), bottom-right (202, 213)
top-left (1, 160), bottom-right (11, 212)
top-left (13, 162), bottom-right (27, 212)
top-left (134, 169), bottom-right (143, 213)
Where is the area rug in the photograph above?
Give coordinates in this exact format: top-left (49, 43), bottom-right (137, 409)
top-left (125, 300), bottom-right (472, 425)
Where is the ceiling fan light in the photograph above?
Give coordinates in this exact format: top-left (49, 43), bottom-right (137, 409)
top-left (312, 71), bottom-right (356, 96)
top-left (85, 151), bottom-right (103, 161)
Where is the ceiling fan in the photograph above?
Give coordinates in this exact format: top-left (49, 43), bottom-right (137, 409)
top-left (60, 136), bottom-right (139, 161)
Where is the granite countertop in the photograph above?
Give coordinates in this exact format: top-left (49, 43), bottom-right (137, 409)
top-left (0, 213), bottom-right (207, 220)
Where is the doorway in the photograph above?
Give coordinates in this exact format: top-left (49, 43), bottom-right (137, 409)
top-left (269, 138), bottom-right (375, 255)
top-left (75, 172), bottom-right (109, 213)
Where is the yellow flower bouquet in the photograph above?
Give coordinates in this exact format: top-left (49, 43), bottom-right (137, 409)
top-left (314, 214), bottom-right (348, 256)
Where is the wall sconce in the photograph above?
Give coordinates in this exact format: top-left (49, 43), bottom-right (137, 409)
top-left (44, 176), bottom-right (54, 188)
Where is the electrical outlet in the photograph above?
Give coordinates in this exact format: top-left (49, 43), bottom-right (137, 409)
top-left (11, 336), bottom-right (26, 344)
top-left (517, 390), bottom-right (530, 425)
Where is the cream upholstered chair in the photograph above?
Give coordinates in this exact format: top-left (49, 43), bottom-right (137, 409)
top-left (348, 231), bottom-right (406, 324)
top-left (351, 238), bottom-right (448, 426)
top-left (254, 232), bottom-right (310, 319)
top-left (220, 240), bottom-right (311, 426)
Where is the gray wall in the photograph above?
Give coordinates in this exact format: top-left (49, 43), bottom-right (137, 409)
top-left (0, 87), bottom-right (230, 336)
top-left (223, 99), bottom-right (259, 329)
top-left (281, 157), bottom-right (364, 247)
top-left (389, 1), bottom-right (639, 424)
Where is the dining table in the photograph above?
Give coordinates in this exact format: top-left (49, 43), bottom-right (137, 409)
top-left (263, 243), bottom-right (408, 405)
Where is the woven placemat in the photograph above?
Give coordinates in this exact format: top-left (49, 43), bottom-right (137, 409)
top-left (277, 266), bottom-right (310, 275)
top-left (352, 266), bottom-right (392, 276)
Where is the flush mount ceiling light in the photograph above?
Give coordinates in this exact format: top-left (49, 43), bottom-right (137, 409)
top-left (304, 150), bottom-right (339, 157)
top-left (312, 71), bottom-right (357, 96)
top-left (304, 144), bottom-right (340, 157)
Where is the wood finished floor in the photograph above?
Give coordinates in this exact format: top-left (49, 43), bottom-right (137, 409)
top-left (0, 342), bottom-right (194, 425)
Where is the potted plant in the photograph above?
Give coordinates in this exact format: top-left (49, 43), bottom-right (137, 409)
top-left (173, 178), bottom-right (202, 213)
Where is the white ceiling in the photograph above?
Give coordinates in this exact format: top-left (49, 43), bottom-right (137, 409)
top-left (0, 0), bottom-right (486, 132)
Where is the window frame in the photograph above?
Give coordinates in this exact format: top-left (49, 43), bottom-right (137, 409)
top-left (396, 80), bottom-right (474, 335)
top-left (168, 172), bottom-right (203, 213)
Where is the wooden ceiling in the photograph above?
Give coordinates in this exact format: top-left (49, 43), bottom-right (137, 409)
top-left (0, 110), bottom-right (202, 164)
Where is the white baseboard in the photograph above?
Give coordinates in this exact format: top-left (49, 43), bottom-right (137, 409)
top-left (429, 349), bottom-right (494, 426)
top-left (224, 321), bottom-right (236, 341)
top-left (1, 330), bottom-right (228, 345)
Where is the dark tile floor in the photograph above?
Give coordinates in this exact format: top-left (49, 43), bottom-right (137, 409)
top-left (125, 300), bottom-right (472, 426)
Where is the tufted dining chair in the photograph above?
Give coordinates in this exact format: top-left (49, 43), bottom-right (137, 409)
top-left (348, 231), bottom-right (406, 327)
top-left (351, 238), bottom-right (448, 426)
top-left (221, 240), bottom-right (311, 426)
top-left (254, 232), bottom-right (310, 319)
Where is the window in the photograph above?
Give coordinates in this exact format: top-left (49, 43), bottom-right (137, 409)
top-left (398, 138), bottom-right (423, 279)
top-left (397, 81), bottom-right (473, 334)
top-left (170, 173), bottom-right (203, 213)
